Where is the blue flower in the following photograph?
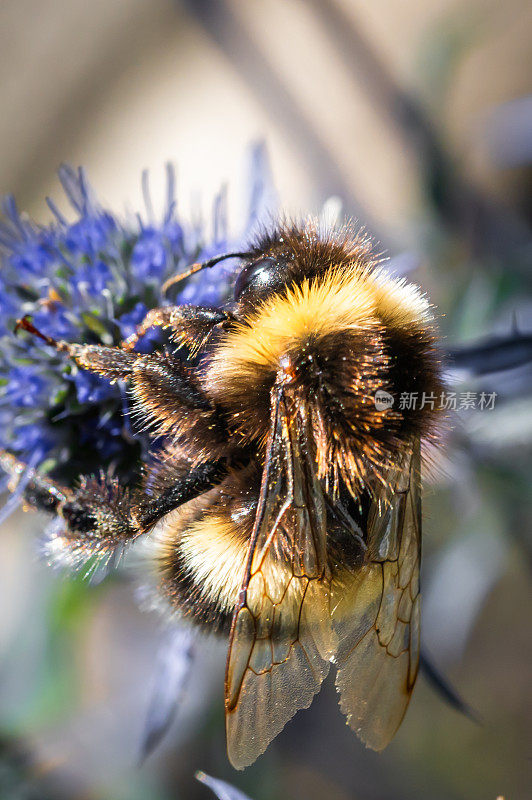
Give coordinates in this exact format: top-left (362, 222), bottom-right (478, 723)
top-left (32, 306), bottom-right (78, 340)
top-left (64, 212), bottom-right (116, 256)
top-left (72, 371), bottom-right (114, 405)
top-left (0, 145), bottom-right (273, 483)
top-left (8, 238), bottom-right (54, 276)
top-left (79, 414), bottom-right (124, 459)
top-left (130, 221), bottom-right (184, 281)
top-left (0, 281), bottom-right (19, 335)
top-left (71, 260), bottom-right (113, 296)
top-left (5, 367), bottom-right (47, 408)
top-left (131, 228), bottom-right (170, 280)
top-left (10, 423), bottom-right (54, 458)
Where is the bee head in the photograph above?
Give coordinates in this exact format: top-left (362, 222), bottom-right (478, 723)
top-left (232, 220), bottom-right (375, 315)
top-left (233, 256), bottom-right (289, 308)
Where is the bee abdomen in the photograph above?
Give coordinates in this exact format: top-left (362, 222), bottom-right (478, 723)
top-left (148, 470), bottom-right (257, 633)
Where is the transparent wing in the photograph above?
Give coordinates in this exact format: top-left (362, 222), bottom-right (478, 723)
top-left (332, 439), bottom-right (421, 750)
top-left (225, 388), bottom-right (336, 770)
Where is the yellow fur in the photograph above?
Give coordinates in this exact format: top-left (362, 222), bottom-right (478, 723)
top-left (177, 514), bottom-right (246, 612)
top-left (370, 267), bottom-right (433, 327)
top-left (155, 505), bottom-right (328, 620)
top-left (155, 510), bottom-right (297, 615)
top-left (208, 266), bottom-right (431, 380)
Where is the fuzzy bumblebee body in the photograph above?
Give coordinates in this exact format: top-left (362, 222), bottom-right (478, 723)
top-left (149, 223), bottom-right (443, 767)
top-left (6, 221), bottom-right (444, 770)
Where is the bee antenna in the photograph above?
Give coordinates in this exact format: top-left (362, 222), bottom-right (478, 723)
top-left (161, 251), bottom-right (249, 295)
top-left (14, 317), bottom-right (76, 363)
top-left (14, 316), bottom-right (64, 349)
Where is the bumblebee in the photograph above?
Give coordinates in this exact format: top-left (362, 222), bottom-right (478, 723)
top-left (7, 221), bottom-right (444, 769)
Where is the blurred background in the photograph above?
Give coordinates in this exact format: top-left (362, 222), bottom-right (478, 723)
top-left (0, 1), bottom-right (531, 798)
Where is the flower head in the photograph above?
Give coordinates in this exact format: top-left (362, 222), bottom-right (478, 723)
top-left (0, 145), bottom-right (273, 484)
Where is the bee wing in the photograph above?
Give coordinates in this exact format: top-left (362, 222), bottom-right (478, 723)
top-left (225, 388), bottom-right (336, 770)
top-left (332, 439), bottom-right (421, 750)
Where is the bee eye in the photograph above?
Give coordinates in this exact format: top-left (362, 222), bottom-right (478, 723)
top-left (234, 257), bottom-right (284, 301)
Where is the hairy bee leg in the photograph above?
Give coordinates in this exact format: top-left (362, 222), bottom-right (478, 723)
top-left (138, 457), bottom-right (231, 531)
top-left (121, 305), bottom-right (236, 353)
top-left (56, 457), bottom-right (231, 552)
top-left (1, 450), bottom-right (234, 569)
top-left (15, 316), bottom-right (228, 446)
top-left (0, 451), bottom-right (132, 549)
top-left (57, 457), bottom-right (233, 569)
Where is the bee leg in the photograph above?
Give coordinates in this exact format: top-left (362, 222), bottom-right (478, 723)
top-left (120, 305), bottom-right (236, 353)
top-left (0, 450), bottom-right (235, 570)
top-left (54, 457), bottom-right (231, 561)
top-left (15, 317), bottom-right (228, 449)
top-left (82, 346), bottom-right (228, 445)
top-left (58, 457), bottom-right (234, 569)
top-left (137, 457), bottom-right (231, 532)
